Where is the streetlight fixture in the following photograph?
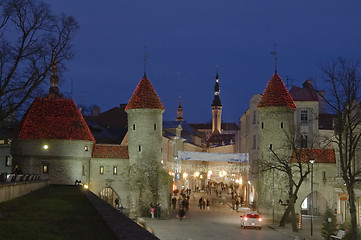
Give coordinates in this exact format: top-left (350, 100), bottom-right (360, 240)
top-left (310, 158), bottom-right (315, 236)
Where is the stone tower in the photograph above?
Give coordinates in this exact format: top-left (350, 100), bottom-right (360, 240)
top-left (125, 73), bottom-right (171, 218)
top-left (176, 96), bottom-right (184, 121)
top-left (211, 72), bottom-right (222, 134)
top-left (256, 72), bottom-right (296, 217)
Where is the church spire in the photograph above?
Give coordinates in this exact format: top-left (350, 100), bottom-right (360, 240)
top-left (211, 69), bottom-right (222, 134)
top-left (176, 95), bottom-right (184, 121)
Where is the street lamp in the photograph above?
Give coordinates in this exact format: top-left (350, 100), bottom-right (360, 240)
top-left (272, 165), bottom-right (275, 224)
top-left (310, 159), bottom-right (315, 236)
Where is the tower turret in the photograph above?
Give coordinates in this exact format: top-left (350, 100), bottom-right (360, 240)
top-left (176, 96), bottom-right (184, 121)
top-left (211, 72), bottom-right (222, 134)
top-left (125, 74), bottom-right (171, 218)
top-left (256, 72), bottom-right (296, 217)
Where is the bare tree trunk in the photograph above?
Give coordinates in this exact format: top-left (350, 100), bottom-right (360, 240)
top-left (348, 186), bottom-right (359, 240)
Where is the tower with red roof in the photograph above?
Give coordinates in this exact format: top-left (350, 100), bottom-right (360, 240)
top-left (125, 73), bottom-right (171, 218)
top-left (256, 72), bottom-right (296, 216)
top-left (12, 61), bottom-right (95, 185)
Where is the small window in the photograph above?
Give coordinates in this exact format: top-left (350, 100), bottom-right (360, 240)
top-left (301, 110), bottom-right (308, 124)
top-left (100, 166), bottom-right (104, 174)
top-left (84, 146), bottom-right (89, 151)
top-left (261, 122), bottom-right (264, 129)
top-left (154, 124), bottom-right (157, 130)
top-left (252, 135), bottom-right (256, 150)
top-left (0, 139), bottom-right (5, 144)
top-left (82, 165), bottom-right (85, 176)
top-left (280, 122), bottom-right (284, 128)
top-left (323, 171), bottom-right (326, 181)
top-left (113, 166), bottom-right (117, 175)
top-left (139, 145), bottom-right (142, 152)
top-left (301, 135), bottom-right (308, 148)
top-left (269, 144), bottom-right (273, 150)
top-left (43, 164), bottom-right (49, 174)
top-left (5, 156), bottom-right (12, 167)
top-left (133, 124), bottom-right (136, 130)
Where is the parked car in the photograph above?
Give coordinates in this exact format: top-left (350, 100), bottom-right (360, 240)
top-left (240, 212), bottom-right (262, 229)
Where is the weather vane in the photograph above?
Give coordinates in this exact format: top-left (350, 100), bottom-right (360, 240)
top-left (270, 44), bottom-right (277, 73)
top-left (144, 45), bottom-right (149, 76)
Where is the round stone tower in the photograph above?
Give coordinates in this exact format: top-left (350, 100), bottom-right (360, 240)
top-left (256, 72), bottom-right (296, 218)
top-left (12, 61), bottom-right (95, 185)
top-left (125, 73), bottom-right (171, 218)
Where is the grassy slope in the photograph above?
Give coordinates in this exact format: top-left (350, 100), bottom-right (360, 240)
top-left (0, 185), bottom-right (118, 240)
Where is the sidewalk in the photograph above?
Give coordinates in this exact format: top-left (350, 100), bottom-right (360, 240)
top-left (268, 215), bottom-right (324, 240)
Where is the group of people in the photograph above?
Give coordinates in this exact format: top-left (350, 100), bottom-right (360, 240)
top-left (198, 197), bottom-right (210, 210)
top-left (149, 203), bottom-right (161, 218)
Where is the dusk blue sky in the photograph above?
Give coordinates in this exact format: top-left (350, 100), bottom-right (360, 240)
top-left (44, 0), bottom-right (361, 123)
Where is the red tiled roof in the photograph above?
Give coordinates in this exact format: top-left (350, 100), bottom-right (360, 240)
top-left (290, 149), bottom-right (336, 163)
top-left (257, 73), bottom-right (296, 109)
top-left (16, 97), bottom-right (95, 141)
top-left (125, 75), bottom-right (165, 110)
top-left (92, 144), bottom-right (129, 159)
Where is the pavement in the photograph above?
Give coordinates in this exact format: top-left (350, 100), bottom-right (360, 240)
top-left (145, 192), bottom-right (324, 240)
top-left (85, 188), bottom-right (324, 240)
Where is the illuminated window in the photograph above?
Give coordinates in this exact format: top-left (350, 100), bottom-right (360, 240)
top-left (113, 166), bottom-right (117, 175)
top-left (43, 164), bottom-right (49, 174)
top-left (84, 146), bottom-right (88, 151)
top-left (0, 139), bottom-right (5, 144)
top-left (43, 144), bottom-right (49, 150)
top-left (100, 166), bottom-right (104, 174)
top-left (5, 156), bottom-right (12, 167)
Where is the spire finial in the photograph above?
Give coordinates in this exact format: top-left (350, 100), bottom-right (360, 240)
top-left (48, 48), bottom-right (60, 98)
top-left (216, 64), bottom-right (219, 81)
top-left (270, 44), bottom-right (278, 73)
top-left (144, 45), bottom-right (148, 77)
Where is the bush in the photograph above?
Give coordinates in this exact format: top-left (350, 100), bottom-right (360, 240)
top-left (321, 206), bottom-right (337, 240)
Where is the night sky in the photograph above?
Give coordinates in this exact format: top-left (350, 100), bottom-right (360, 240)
top-left (44, 0), bottom-right (361, 123)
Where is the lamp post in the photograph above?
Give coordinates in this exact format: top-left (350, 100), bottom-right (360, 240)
top-left (310, 159), bottom-right (315, 236)
top-left (272, 165), bottom-right (275, 224)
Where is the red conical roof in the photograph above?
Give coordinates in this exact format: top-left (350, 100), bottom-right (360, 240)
top-left (16, 97), bottom-right (95, 141)
top-left (125, 75), bottom-right (165, 110)
top-left (257, 73), bottom-right (296, 109)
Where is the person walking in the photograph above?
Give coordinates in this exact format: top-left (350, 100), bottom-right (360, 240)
top-left (199, 197), bottom-right (203, 209)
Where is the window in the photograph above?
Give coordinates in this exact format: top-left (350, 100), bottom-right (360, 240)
top-left (113, 166), bottom-right (117, 175)
top-left (323, 171), bottom-right (327, 181)
top-left (154, 124), bottom-right (157, 130)
top-left (280, 122), bottom-right (284, 128)
top-left (43, 164), bottom-right (49, 174)
top-left (133, 124), bottom-right (136, 130)
top-left (301, 110), bottom-right (308, 124)
top-left (100, 166), bottom-right (104, 174)
top-left (82, 165), bottom-right (85, 176)
top-left (5, 156), bottom-right (12, 167)
top-left (261, 122), bottom-right (264, 129)
top-left (252, 135), bottom-right (256, 150)
top-left (301, 135), bottom-right (308, 148)
top-left (84, 146), bottom-right (89, 151)
top-left (269, 144), bottom-right (273, 150)
top-left (139, 145), bottom-right (142, 152)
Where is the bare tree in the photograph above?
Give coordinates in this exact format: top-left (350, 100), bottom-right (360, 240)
top-left (320, 58), bottom-right (361, 240)
top-left (260, 127), bottom-right (315, 232)
top-left (0, 0), bottom-right (78, 124)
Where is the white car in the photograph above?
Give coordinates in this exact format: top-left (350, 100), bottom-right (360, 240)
top-left (240, 212), bottom-right (262, 229)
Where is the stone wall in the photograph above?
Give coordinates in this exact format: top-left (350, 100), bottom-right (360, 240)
top-left (0, 181), bottom-right (48, 203)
